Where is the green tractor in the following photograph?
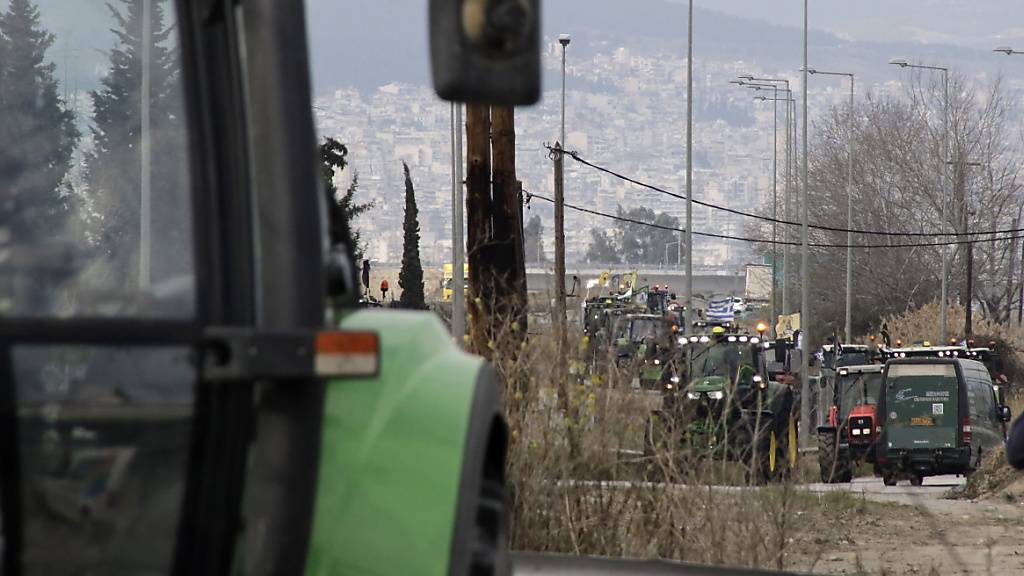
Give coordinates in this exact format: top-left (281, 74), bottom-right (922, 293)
top-left (647, 325), bottom-right (800, 482)
top-left (0, 1), bottom-right (522, 574)
top-left (610, 313), bottom-right (679, 390)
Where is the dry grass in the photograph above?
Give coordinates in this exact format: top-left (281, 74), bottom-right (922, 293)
top-left (491, 308), bottom-right (833, 572)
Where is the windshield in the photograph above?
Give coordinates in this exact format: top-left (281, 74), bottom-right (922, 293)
top-left (692, 341), bottom-right (753, 381)
top-left (839, 372), bottom-right (881, 420)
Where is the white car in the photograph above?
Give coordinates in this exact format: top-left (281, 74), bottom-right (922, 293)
top-left (731, 297), bottom-right (747, 314)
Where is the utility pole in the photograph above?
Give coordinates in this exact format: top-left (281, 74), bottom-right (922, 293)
top-left (800, 0), bottom-right (811, 448)
top-left (465, 104), bottom-right (492, 356)
top-left (685, 0), bottom-right (694, 330)
top-left (553, 144), bottom-right (567, 349)
top-left (959, 160), bottom-right (983, 337)
top-left (555, 34), bottom-right (571, 350)
top-left (492, 106), bottom-right (527, 335)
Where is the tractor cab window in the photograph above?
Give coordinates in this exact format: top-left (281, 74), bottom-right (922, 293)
top-left (693, 342), bottom-right (752, 381)
top-left (840, 373), bottom-right (881, 419)
top-left (0, 0), bottom-right (196, 573)
top-left (0, 1), bottom-right (194, 319)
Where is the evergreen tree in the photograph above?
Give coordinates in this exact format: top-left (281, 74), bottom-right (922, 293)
top-left (524, 214), bottom-right (546, 264)
top-left (398, 162), bottom-right (425, 309)
top-left (0, 0), bottom-right (79, 243)
top-left (585, 228), bottom-right (620, 265)
top-left (85, 0), bottom-right (188, 286)
top-left (320, 137), bottom-right (373, 261)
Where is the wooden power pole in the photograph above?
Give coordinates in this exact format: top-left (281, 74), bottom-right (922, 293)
top-left (464, 104), bottom-right (528, 357)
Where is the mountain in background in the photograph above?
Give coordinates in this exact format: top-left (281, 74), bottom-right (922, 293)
top-left (305, 0), bottom-right (1015, 97)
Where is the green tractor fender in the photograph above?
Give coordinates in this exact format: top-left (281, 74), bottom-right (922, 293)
top-left (307, 309), bottom-right (506, 576)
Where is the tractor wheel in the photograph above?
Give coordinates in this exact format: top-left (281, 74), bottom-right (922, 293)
top-left (882, 472), bottom-right (898, 486)
top-left (817, 431), bottom-right (852, 483)
top-left (909, 474), bottom-right (924, 487)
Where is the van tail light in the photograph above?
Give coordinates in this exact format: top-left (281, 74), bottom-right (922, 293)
top-left (961, 416), bottom-right (972, 446)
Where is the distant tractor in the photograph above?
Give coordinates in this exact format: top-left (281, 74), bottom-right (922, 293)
top-left (647, 323), bottom-right (801, 482)
top-left (817, 364), bottom-right (883, 483)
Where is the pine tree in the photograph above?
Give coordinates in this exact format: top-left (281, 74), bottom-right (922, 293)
top-left (0, 0), bottom-right (79, 243)
top-left (85, 0), bottom-right (188, 286)
top-left (398, 162), bottom-right (425, 309)
top-left (320, 137), bottom-right (372, 261)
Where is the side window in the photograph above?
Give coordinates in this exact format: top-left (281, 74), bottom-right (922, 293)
top-left (0, 0), bottom-right (194, 319)
top-left (15, 345), bottom-right (195, 574)
top-left (0, 0), bottom-right (198, 573)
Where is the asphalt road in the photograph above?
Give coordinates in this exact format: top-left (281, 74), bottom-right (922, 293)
top-left (802, 474), bottom-right (965, 497)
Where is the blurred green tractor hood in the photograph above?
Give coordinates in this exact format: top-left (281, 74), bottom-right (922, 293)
top-left (690, 375), bottom-right (728, 392)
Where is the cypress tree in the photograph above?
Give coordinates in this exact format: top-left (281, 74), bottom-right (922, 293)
top-left (85, 0), bottom-right (188, 287)
top-left (0, 0), bottom-right (79, 243)
top-left (398, 162), bottom-right (425, 309)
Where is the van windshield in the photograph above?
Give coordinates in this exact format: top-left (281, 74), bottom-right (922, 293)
top-left (885, 363), bottom-right (958, 449)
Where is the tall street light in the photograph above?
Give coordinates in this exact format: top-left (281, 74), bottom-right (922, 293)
top-left (800, 0), bottom-right (810, 448)
top-left (807, 68), bottom-right (855, 343)
top-left (450, 103), bottom-right (465, 341)
top-left (559, 34), bottom-right (571, 146)
top-left (555, 33), bottom-right (571, 349)
top-left (685, 0), bottom-right (694, 331)
top-left (992, 46), bottom-right (1024, 325)
top-left (889, 58), bottom-right (949, 341)
top-left (743, 77), bottom-right (796, 318)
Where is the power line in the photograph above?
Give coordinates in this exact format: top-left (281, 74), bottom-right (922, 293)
top-left (546, 145), bottom-right (1022, 238)
top-left (524, 191), bottom-right (1024, 249)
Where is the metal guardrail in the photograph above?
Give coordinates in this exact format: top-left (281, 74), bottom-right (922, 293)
top-left (511, 553), bottom-right (806, 576)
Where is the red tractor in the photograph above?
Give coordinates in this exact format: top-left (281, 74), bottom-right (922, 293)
top-left (817, 364), bottom-right (884, 483)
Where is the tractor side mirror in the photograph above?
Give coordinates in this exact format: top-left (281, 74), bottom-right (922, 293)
top-left (999, 405), bottom-right (1012, 423)
top-left (327, 247), bottom-right (356, 300)
top-left (429, 0), bottom-right (541, 105)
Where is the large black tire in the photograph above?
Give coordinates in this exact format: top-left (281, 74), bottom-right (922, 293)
top-left (909, 474), bottom-right (924, 487)
top-left (882, 472), bottom-right (898, 486)
top-left (817, 431), bottom-right (852, 483)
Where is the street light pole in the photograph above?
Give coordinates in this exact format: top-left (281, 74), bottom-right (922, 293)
top-left (889, 59), bottom-right (949, 341)
top-left (451, 103), bottom-right (466, 341)
top-left (556, 33), bottom-right (571, 348)
top-left (807, 69), bottom-right (855, 342)
top-left (800, 0), bottom-right (810, 448)
top-left (736, 76), bottom-right (792, 323)
top-left (685, 0), bottom-right (694, 331)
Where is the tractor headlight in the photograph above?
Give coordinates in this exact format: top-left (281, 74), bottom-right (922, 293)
top-left (654, 359), bottom-right (661, 365)
top-left (707, 390), bottom-right (725, 400)
top-left (686, 391), bottom-right (701, 400)
top-left (699, 336), bottom-right (710, 343)
top-left (670, 376), bottom-right (680, 383)
top-left (851, 428), bottom-right (861, 436)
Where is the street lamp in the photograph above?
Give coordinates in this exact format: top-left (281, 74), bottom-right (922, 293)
top-left (738, 76), bottom-right (795, 319)
top-left (559, 34), bottom-right (571, 147)
top-left (889, 58), bottom-right (950, 342)
top-left (685, 0), bottom-right (694, 331)
top-left (806, 68), bottom-right (855, 343)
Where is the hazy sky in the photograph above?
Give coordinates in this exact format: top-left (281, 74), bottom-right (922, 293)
top-left (683, 0), bottom-right (1024, 49)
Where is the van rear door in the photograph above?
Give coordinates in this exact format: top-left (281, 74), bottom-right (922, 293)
top-left (884, 363), bottom-right (959, 450)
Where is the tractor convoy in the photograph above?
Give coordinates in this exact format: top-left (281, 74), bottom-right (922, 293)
top-left (581, 272), bottom-right (1014, 487)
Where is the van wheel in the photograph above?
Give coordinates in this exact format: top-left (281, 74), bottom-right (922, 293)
top-left (882, 472), bottom-right (898, 487)
top-left (909, 475), bottom-right (924, 487)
